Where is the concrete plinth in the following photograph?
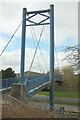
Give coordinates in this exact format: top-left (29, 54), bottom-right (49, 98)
top-left (11, 83), bottom-right (27, 100)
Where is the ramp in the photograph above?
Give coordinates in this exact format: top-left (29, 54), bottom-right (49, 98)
top-left (0, 75), bottom-right (62, 94)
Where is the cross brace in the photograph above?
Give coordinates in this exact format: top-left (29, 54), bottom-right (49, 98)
top-left (26, 9), bottom-right (50, 26)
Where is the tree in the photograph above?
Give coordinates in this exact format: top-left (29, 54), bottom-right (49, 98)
top-left (0, 67), bottom-right (16, 79)
top-left (62, 45), bottom-right (79, 91)
top-left (63, 45), bottom-right (80, 71)
top-left (61, 66), bottom-right (74, 80)
top-left (61, 66), bottom-right (78, 91)
top-left (46, 69), bottom-right (62, 77)
top-left (54, 69), bottom-right (63, 78)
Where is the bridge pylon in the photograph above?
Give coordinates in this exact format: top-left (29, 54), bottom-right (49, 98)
top-left (20, 4), bottom-right (54, 111)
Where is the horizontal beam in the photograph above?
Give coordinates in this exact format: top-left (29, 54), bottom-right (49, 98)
top-left (27, 9), bottom-right (50, 15)
top-left (0, 87), bottom-right (11, 92)
top-left (26, 22), bottom-right (50, 26)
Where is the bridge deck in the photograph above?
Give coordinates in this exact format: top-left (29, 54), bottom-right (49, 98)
top-left (0, 75), bottom-right (62, 94)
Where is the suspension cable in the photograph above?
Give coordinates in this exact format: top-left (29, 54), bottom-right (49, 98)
top-left (30, 27), bottom-right (42, 73)
top-left (25, 26), bottom-right (44, 85)
top-left (31, 27), bottom-right (48, 72)
top-left (0, 16), bottom-right (26, 57)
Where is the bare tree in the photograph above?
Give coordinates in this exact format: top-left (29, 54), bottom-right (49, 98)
top-left (63, 45), bottom-right (80, 71)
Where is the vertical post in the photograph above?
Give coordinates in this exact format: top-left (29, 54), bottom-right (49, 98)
top-left (20, 8), bottom-right (26, 83)
top-left (50, 4), bottom-right (54, 110)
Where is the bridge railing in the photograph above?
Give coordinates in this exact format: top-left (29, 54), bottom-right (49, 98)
top-left (26, 75), bottom-right (49, 91)
top-left (27, 75), bottom-right (46, 81)
top-left (0, 78), bottom-right (20, 89)
top-left (0, 75), bottom-right (62, 91)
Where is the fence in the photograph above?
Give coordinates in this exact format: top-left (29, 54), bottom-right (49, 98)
top-left (0, 78), bottom-right (20, 89)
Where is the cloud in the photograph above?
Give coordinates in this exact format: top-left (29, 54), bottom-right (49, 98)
top-left (0, 49), bottom-right (21, 72)
top-left (0, 1), bottom-right (78, 74)
top-left (0, 36), bottom-right (8, 52)
top-left (54, 2), bottom-right (78, 46)
top-left (54, 51), bottom-right (71, 69)
top-left (0, 0), bottom-right (78, 3)
top-left (0, 2), bottom-right (78, 45)
top-left (0, 48), bottom-right (49, 73)
top-left (0, 46), bottom-right (71, 74)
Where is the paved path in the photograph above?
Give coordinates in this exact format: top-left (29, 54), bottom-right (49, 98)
top-left (34, 94), bottom-right (80, 103)
top-left (34, 94), bottom-right (80, 113)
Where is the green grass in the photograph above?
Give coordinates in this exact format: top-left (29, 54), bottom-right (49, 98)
top-left (44, 99), bottom-right (79, 106)
top-left (38, 91), bottom-right (79, 98)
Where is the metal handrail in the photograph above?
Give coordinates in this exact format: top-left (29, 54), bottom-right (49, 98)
top-left (27, 75), bottom-right (49, 81)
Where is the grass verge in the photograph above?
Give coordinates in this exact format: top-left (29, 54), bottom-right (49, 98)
top-left (38, 91), bottom-right (79, 98)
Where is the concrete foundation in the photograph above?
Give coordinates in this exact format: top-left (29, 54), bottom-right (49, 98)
top-left (11, 83), bottom-right (27, 100)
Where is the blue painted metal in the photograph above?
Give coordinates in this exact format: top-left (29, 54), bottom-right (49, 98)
top-left (39, 13), bottom-right (50, 18)
top-left (20, 8), bottom-right (27, 83)
top-left (28, 75), bottom-right (47, 81)
top-left (1, 78), bottom-right (20, 89)
top-left (24, 26), bottom-right (44, 85)
top-left (26, 75), bottom-right (49, 92)
top-left (6, 95), bottom-right (29, 106)
top-left (24, 94), bottom-right (60, 114)
top-left (0, 75), bottom-right (62, 91)
top-left (27, 19), bottom-right (37, 24)
top-left (27, 17), bottom-right (49, 26)
top-left (54, 76), bottom-right (62, 81)
top-left (20, 8), bottom-right (50, 84)
top-left (38, 17), bottom-right (50, 24)
top-left (25, 93), bottom-right (54, 110)
top-left (28, 75), bottom-right (42, 80)
top-left (26, 13), bottom-right (37, 21)
top-left (6, 95), bottom-right (55, 116)
top-left (30, 27), bottom-right (48, 72)
top-left (0, 87), bottom-right (11, 92)
top-left (27, 9), bottom-right (50, 14)
top-left (50, 4), bottom-right (54, 110)
top-left (26, 23), bottom-right (50, 26)
top-left (26, 9), bottom-right (50, 27)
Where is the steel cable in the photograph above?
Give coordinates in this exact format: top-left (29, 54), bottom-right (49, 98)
top-left (30, 27), bottom-right (42, 73)
top-left (25, 26), bottom-right (44, 85)
top-left (0, 16), bottom-right (26, 56)
top-left (31, 27), bottom-right (48, 72)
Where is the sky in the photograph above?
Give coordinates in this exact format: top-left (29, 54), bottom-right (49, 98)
top-left (0, 0), bottom-right (78, 74)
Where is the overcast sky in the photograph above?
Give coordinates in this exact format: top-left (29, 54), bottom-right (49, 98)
top-left (0, 0), bottom-right (78, 73)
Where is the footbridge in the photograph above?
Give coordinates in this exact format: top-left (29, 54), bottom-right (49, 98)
top-left (0, 75), bottom-right (62, 95)
top-left (0, 4), bottom-right (62, 110)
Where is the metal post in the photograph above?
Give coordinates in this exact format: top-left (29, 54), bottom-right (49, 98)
top-left (20, 8), bottom-right (26, 83)
top-left (50, 4), bottom-right (54, 110)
